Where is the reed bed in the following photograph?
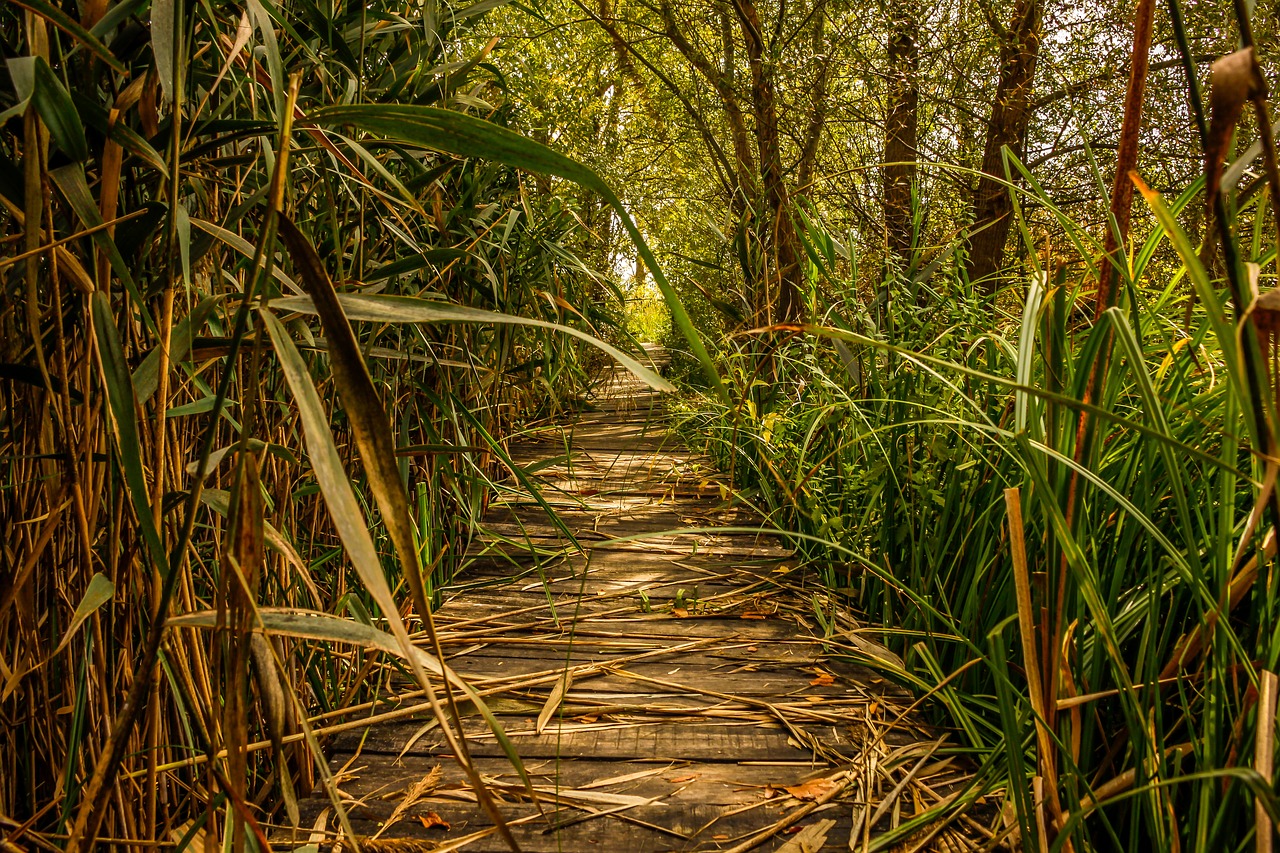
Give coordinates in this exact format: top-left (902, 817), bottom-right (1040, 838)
top-left (0, 0), bottom-right (700, 847)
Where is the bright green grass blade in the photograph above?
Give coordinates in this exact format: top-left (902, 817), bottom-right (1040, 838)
top-left (89, 292), bottom-right (169, 578)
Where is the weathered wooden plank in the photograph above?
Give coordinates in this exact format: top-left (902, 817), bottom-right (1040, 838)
top-left (284, 801), bottom-right (846, 853)
top-left (481, 506), bottom-right (765, 532)
top-left (330, 719), bottom-right (812, 761)
top-left (441, 574), bottom-right (760, 598)
top-left (448, 641), bottom-right (827, 668)
top-left (469, 537), bottom-right (793, 559)
top-left (447, 666), bottom-right (859, 700)
top-left (455, 548), bottom-right (781, 574)
top-left (438, 611), bottom-right (804, 640)
top-left (437, 589), bottom-right (786, 620)
top-left (320, 755), bottom-right (827, 805)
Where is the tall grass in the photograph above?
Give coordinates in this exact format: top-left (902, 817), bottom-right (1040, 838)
top-left (682, 39), bottom-right (1280, 853)
top-left (0, 0), bottom-right (704, 847)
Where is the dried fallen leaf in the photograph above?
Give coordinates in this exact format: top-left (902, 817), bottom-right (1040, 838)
top-left (672, 607), bottom-right (690, 618)
top-left (809, 672), bottom-right (835, 687)
top-left (417, 812), bottom-right (450, 831)
top-left (782, 778), bottom-right (840, 802)
top-left (762, 785), bottom-right (779, 799)
top-left (667, 774), bottom-right (698, 784)
top-left (576, 714), bottom-right (599, 724)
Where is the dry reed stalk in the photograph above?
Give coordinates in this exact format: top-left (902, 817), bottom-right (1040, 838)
top-left (1257, 671), bottom-right (1277, 853)
top-left (1005, 487), bottom-right (1060, 850)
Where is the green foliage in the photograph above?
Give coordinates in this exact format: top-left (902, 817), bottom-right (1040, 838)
top-left (8, 0), bottom-right (1280, 849)
top-left (623, 275), bottom-right (672, 343)
top-left (683, 168), bottom-right (1280, 848)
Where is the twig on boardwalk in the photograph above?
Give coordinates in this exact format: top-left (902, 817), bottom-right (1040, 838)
top-left (539, 794), bottom-right (668, 834)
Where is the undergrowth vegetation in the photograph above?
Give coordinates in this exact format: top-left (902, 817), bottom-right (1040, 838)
top-left (681, 76), bottom-right (1280, 853)
top-left (8, 0), bottom-right (1280, 847)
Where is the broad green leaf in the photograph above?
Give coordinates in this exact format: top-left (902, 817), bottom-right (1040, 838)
top-left (261, 309), bottom-right (409, 641)
top-left (70, 91), bottom-right (168, 175)
top-left (246, 0), bottom-right (285, 119)
top-left (278, 218), bottom-right (546, 814)
top-left (50, 165), bottom-right (137, 295)
top-left (0, 58), bottom-right (35, 127)
top-left (151, 0), bottom-right (176, 105)
top-left (262, 309), bottom-right (535, 825)
top-left (276, 215), bottom-right (432, 623)
top-left (32, 58), bottom-right (88, 161)
top-left (88, 0), bottom-right (147, 42)
top-left (272, 292), bottom-right (674, 393)
top-left (90, 292), bottom-right (169, 578)
top-left (455, 0), bottom-right (512, 20)
top-left (368, 249), bottom-right (468, 281)
top-left (308, 104), bottom-right (724, 399)
top-left (1013, 271), bottom-right (1045, 436)
top-left (166, 396), bottom-right (225, 417)
top-left (52, 574), bottom-right (114, 657)
top-left (176, 203), bottom-right (192, 286)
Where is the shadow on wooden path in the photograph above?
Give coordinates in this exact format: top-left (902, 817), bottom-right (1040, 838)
top-left (286, 347), bottom-right (976, 852)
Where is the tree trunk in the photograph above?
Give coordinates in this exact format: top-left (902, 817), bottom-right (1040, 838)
top-left (966, 0), bottom-right (1044, 290)
top-left (883, 0), bottom-right (919, 266)
top-left (735, 0), bottom-right (805, 324)
top-left (797, 0), bottom-right (830, 194)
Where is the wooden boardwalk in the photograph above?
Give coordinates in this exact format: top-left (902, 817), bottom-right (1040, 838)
top-left (287, 349), bottom-right (974, 852)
